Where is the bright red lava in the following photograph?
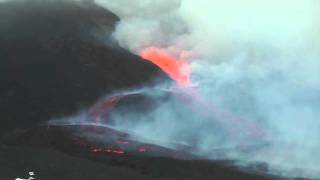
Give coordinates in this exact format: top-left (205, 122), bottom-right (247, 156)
top-left (140, 47), bottom-right (191, 86)
top-left (91, 148), bottom-right (125, 155)
top-left (76, 138), bottom-right (151, 156)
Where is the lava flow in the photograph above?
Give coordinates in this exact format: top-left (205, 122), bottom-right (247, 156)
top-left (140, 47), bottom-right (191, 86)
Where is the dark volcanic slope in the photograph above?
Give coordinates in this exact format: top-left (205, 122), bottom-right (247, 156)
top-left (0, 0), bottom-right (166, 130)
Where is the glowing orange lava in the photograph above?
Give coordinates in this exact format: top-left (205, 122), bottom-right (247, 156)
top-left (140, 47), bottom-right (191, 86)
top-left (91, 148), bottom-right (125, 155)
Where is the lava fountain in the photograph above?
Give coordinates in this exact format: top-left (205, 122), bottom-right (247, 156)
top-left (140, 47), bottom-right (191, 87)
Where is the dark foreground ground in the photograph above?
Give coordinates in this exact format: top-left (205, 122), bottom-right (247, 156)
top-left (0, 0), bottom-right (296, 179)
top-left (0, 145), bottom-right (275, 180)
top-left (0, 124), bottom-right (276, 180)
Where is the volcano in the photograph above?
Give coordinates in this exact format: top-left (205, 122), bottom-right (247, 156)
top-left (0, 0), bottom-right (280, 179)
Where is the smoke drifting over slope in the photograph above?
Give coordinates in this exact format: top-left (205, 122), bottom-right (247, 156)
top-left (91, 0), bottom-right (320, 178)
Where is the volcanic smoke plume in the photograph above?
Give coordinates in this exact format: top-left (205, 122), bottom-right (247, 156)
top-left (51, 0), bottom-right (320, 179)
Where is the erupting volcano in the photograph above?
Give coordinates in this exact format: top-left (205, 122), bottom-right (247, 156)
top-left (3, 0), bottom-right (318, 179)
top-left (140, 47), bottom-right (191, 86)
top-left (82, 45), bottom-right (266, 158)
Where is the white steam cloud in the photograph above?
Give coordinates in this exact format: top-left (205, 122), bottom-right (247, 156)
top-left (61, 0), bottom-right (320, 178)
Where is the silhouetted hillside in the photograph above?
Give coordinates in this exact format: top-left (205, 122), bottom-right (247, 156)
top-left (0, 0), bottom-right (166, 130)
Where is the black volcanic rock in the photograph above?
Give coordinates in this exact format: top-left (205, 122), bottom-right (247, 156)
top-left (0, 0), bottom-right (167, 131)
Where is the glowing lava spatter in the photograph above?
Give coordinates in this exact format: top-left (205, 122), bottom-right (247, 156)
top-left (140, 47), bottom-right (191, 86)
